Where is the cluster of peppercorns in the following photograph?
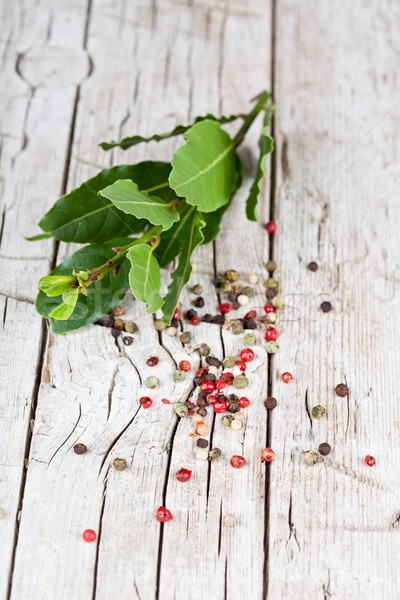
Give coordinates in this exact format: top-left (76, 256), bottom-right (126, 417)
top-left (96, 306), bottom-right (138, 345)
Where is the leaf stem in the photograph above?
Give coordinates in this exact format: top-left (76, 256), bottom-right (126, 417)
top-left (233, 91), bottom-right (270, 145)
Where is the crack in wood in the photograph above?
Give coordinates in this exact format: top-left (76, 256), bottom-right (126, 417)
top-left (91, 464), bottom-right (110, 600)
top-left (47, 402), bottom-right (82, 466)
top-left (304, 388), bottom-right (313, 430)
top-left (285, 491), bottom-right (300, 551)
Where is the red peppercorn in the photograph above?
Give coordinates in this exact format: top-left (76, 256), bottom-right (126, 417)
top-left (140, 396), bottom-right (152, 409)
top-left (219, 302), bottom-right (234, 314)
top-left (146, 356), bottom-right (159, 367)
top-left (235, 360), bottom-right (247, 372)
top-left (191, 315), bottom-right (201, 326)
top-left (161, 398), bottom-right (170, 404)
top-left (156, 506), bottom-right (173, 522)
top-left (281, 372), bottom-right (292, 383)
top-left (265, 221), bottom-right (277, 234)
top-left (240, 348), bottom-right (254, 362)
top-left (215, 379), bottom-right (226, 390)
top-left (206, 394), bottom-right (217, 404)
top-left (173, 308), bottom-right (182, 320)
top-left (265, 328), bottom-right (278, 341)
top-left (176, 468), bottom-right (192, 482)
top-left (264, 303), bottom-right (275, 313)
top-left (261, 448), bottom-right (275, 462)
top-left (239, 397), bottom-right (250, 408)
top-left (201, 381), bottom-right (215, 393)
top-left (222, 372), bottom-right (234, 384)
top-left (196, 367), bottom-right (209, 379)
top-left (364, 455), bottom-right (376, 467)
top-left (213, 400), bottom-right (227, 413)
top-left (82, 529), bottom-right (96, 542)
top-left (178, 360), bottom-right (191, 372)
top-left (244, 310), bottom-right (257, 320)
top-left (230, 455), bottom-right (245, 469)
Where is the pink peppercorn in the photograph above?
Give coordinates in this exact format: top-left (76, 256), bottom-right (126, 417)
top-left (261, 448), bottom-right (275, 462)
top-left (364, 455), bottom-right (376, 467)
top-left (265, 221), bottom-right (277, 234)
top-left (156, 507), bottom-right (173, 522)
top-left (230, 455), bottom-right (245, 469)
top-left (82, 529), bottom-right (96, 542)
top-left (219, 302), bottom-right (234, 314)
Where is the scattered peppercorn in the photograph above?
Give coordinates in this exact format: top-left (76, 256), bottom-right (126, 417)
top-left (230, 455), bottom-right (245, 469)
top-left (247, 273), bottom-right (258, 284)
top-left (233, 374), bottom-right (249, 389)
top-left (154, 319), bottom-right (167, 331)
top-left (224, 269), bottom-right (239, 282)
top-left (208, 448), bottom-right (222, 461)
top-left (82, 529), bottom-right (96, 542)
top-left (212, 314), bottom-right (225, 325)
top-left (140, 396), bottom-right (152, 408)
top-left (222, 415), bottom-right (234, 427)
top-left (173, 369), bottom-right (186, 382)
top-left (167, 326), bottom-right (177, 336)
top-left (195, 296), bottom-right (205, 308)
top-left (195, 448), bottom-right (209, 461)
top-left (156, 507), bottom-right (173, 522)
top-left (265, 328), bottom-right (278, 341)
top-left (186, 309), bottom-right (197, 320)
top-left (239, 397), bottom-right (250, 408)
top-left (312, 405), bottom-right (326, 419)
top-left (227, 400), bottom-right (240, 413)
top-left (364, 455), bottom-right (376, 467)
top-left (266, 260), bottom-right (276, 272)
top-left (307, 261), bottom-right (318, 272)
top-left (230, 320), bottom-right (244, 335)
top-left (176, 468), bottom-right (192, 482)
top-left (265, 341), bottom-right (279, 354)
top-left (202, 313), bottom-right (213, 323)
top-left (320, 301), bottom-right (332, 313)
top-left (223, 356), bottom-right (236, 368)
top-left (266, 288), bottom-right (277, 300)
top-left (266, 277), bottom-right (277, 289)
top-left (264, 397), bottom-right (277, 410)
top-left (111, 327), bottom-right (121, 338)
top-left (114, 318), bottom-right (124, 330)
top-left (175, 404), bottom-right (189, 418)
top-left (192, 284), bottom-right (203, 295)
top-left (271, 294), bottom-right (284, 309)
top-left (196, 438), bottom-right (208, 448)
top-left (265, 221), bottom-right (276, 234)
top-left (318, 443), bottom-right (331, 456)
top-left (197, 407), bottom-right (207, 417)
top-left (178, 360), bottom-right (191, 372)
top-left (196, 422), bottom-right (210, 436)
top-left (145, 376), bottom-right (159, 389)
top-left (179, 331), bottom-right (192, 345)
top-left (206, 356), bottom-right (222, 368)
top-left (243, 333), bottom-right (256, 346)
top-left (261, 448), bottom-right (275, 462)
top-left (113, 458), bottom-right (127, 471)
top-left (219, 281), bottom-right (231, 293)
top-left (122, 336), bottom-right (134, 346)
top-left (335, 383), bottom-right (348, 397)
top-left (219, 302), bottom-right (234, 314)
top-left (303, 450), bottom-right (319, 466)
top-left (214, 277), bottom-right (224, 287)
top-left (74, 443), bottom-right (87, 455)
top-left (240, 348), bottom-right (254, 362)
top-left (281, 372), bottom-right (292, 383)
top-left (162, 398), bottom-right (170, 404)
top-left (231, 419), bottom-right (242, 430)
top-left (197, 343), bottom-right (211, 357)
top-left (213, 400), bottom-right (227, 413)
top-left (146, 356), bottom-right (159, 367)
top-left (97, 315), bottom-right (114, 327)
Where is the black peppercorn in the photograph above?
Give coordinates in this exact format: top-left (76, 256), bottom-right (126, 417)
top-left (197, 438), bottom-right (208, 448)
top-left (335, 383), bottom-right (348, 397)
top-left (197, 407), bottom-right (207, 417)
top-left (227, 401), bottom-right (240, 413)
top-left (171, 318), bottom-right (179, 328)
top-left (193, 377), bottom-right (202, 386)
top-left (197, 397), bottom-right (207, 408)
top-left (320, 301), bottom-right (332, 313)
top-left (97, 315), bottom-right (114, 327)
top-left (74, 443), bottom-right (87, 455)
top-left (204, 373), bottom-right (216, 382)
top-left (318, 442), bottom-right (331, 456)
top-left (266, 288), bottom-right (277, 300)
top-left (264, 397), bottom-right (277, 410)
top-left (307, 261), bottom-right (318, 272)
top-left (206, 356), bottom-right (222, 367)
top-left (244, 319), bottom-right (257, 330)
top-left (195, 297), bottom-right (205, 308)
top-left (186, 309), bottom-right (197, 320)
top-left (111, 327), bottom-right (121, 338)
top-left (198, 391), bottom-right (208, 400)
top-left (228, 291), bottom-right (238, 303)
top-left (216, 394), bottom-right (227, 403)
top-left (202, 313), bottom-right (213, 323)
top-left (211, 314), bottom-right (225, 325)
top-left (122, 336), bottom-right (134, 346)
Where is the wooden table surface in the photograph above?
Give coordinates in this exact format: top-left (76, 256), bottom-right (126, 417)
top-left (1, 1), bottom-right (400, 598)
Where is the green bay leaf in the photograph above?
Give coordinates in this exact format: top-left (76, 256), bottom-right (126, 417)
top-left (37, 162), bottom-right (174, 243)
top-left (38, 275), bottom-right (77, 297)
top-left (48, 289), bottom-right (79, 320)
top-left (99, 179), bottom-right (179, 231)
top-left (127, 245), bottom-right (163, 313)
top-left (169, 120), bottom-right (238, 213)
top-left (154, 202), bottom-right (195, 267)
top-left (246, 103), bottom-right (274, 221)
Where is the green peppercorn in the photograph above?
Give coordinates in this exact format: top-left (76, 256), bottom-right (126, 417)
top-left (191, 284), bottom-right (203, 295)
top-left (223, 356), bottom-right (236, 368)
top-left (114, 318), bottom-right (125, 330)
top-left (179, 331), bottom-right (192, 344)
top-left (175, 404), bottom-right (189, 418)
top-left (219, 281), bottom-right (232, 293)
top-left (265, 341), bottom-right (279, 354)
top-left (124, 321), bottom-right (138, 333)
top-left (265, 277), bottom-right (278, 289)
top-left (266, 260), bottom-right (276, 272)
top-left (233, 374), bottom-right (249, 389)
top-left (222, 416), bottom-right (234, 427)
top-left (208, 448), bottom-right (222, 461)
top-left (244, 333), bottom-right (256, 346)
top-left (154, 319), bottom-right (167, 331)
top-left (271, 294), bottom-right (284, 309)
top-left (224, 269), bottom-right (239, 282)
top-left (173, 369), bottom-right (186, 382)
top-left (312, 405), bottom-right (326, 419)
top-left (230, 319), bottom-right (244, 335)
top-left (197, 343), bottom-right (210, 357)
top-left (242, 286), bottom-right (255, 298)
top-left (113, 458), bottom-right (127, 471)
top-left (303, 450), bottom-right (319, 466)
top-left (145, 376), bottom-right (159, 389)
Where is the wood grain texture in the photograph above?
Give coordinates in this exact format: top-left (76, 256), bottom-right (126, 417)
top-left (267, 1), bottom-right (400, 598)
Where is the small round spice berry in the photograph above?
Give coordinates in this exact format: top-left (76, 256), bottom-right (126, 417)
top-left (335, 383), bottom-right (348, 397)
top-left (261, 448), bottom-right (275, 462)
top-left (146, 356), bottom-right (159, 367)
top-left (266, 278), bottom-right (278, 289)
top-left (235, 359), bottom-right (247, 371)
top-left (98, 314), bottom-right (114, 327)
top-left (264, 303), bottom-right (274, 313)
top-left (192, 284), bottom-right (203, 295)
top-left (186, 309), bottom-right (197, 320)
top-left (213, 400), bottom-right (228, 413)
top-left (228, 400), bottom-right (240, 413)
top-left (230, 455), bottom-right (245, 469)
top-left (197, 407), bottom-right (207, 417)
top-left (179, 331), bottom-right (191, 344)
top-left (222, 416), bottom-right (234, 427)
top-left (191, 315), bottom-right (201, 326)
top-left (173, 369), bottom-right (186, 382)
top-left (178, 360), bottom-right (191, 372)
top-left (145, 376), bottom-right (159, 389)
top-left (123, 336), bottom-right (134, 346)
top-left (233, 411), bottom-right (245, 422)
top-left (196, 438), bottom-right (208, 448)
top-left (244, 333), bottom-right (256, 346)
top-left (312, 405), bottom-right (326, 419)
top-left (223, 356), bottom-right (236, 368)
top-left (219, 281), bottom-right (231, 293)
top-left (264, 397), bottom-right (277, 410)
top-left (247, 273), bottom-right (258, 284)
top-left (265, 328), bottom-right (278, 341)
top-left (206, 356), bottom-right (222, 368)
top-left (195, 448), bottom-right (209, 461)
top-left (318, 442), bottom-right (331, 456)
top-left (111, 327), bottom-right (121, 338)
top-left (215, 379), bottom-right (226, 390)
top-left (201, 381), bottom-right (215, 393)
top-left (230, 320), bottom-right (244, 335)
top-left (233, 374), bottom-right (249, 389)
top-left (219, 302), bottom-right (234, 314)
top-left (114, 318), bottom-right (125, 330)
top-left (266, 260), bottom-right (276, 272)
top-left (113, 458), bottom-right (127, 471)
top-left (266, 312), bottom-right (277, 324)
top-left (240, 348), bottom-right (254, 362)
top-left (161, 398), bottom-right (170, 404)
top-left (156, 507), bottom-right (173, 522)
top-left (231, 419), bottom-right (242, 430)
top-left (364, 455), bottom-right (376, 467)
top-left (176, 468), bottom-right (192, 482)
top-left (167, 326), bottom-right (177, 336)
top-left (82, 529), bottom-right (96, 542)
top-left (222, 372), bottom-right (234, 384)
top-left (303, 450), bottom-right (319, 466)
top-left (154, 319), bottom-right (167, 331)
top-left (307, 261), bottom-right (318, 272)
top-left (224, 269), bottom-right (239, 282)
top-left (196, 422), bottom-right (210, 436)
top-left (265, 341), bottom-right (279, 354)
top-left (173, 308), bottom-right (182, 320)
top-left (320, 301), bottom-right (332, 313)
top-left (140, 396), bottom-right (152, 409)
top-left (281, 372), bottom-right (292, 383)
top-left (271, 294), bottom-right (284, 309)
top-left (244, 310), bottom-right (257, 320)
top-left (175, 404), bottom-right (189, 418)
top-left (237, 294), bottom-right (249, 306)
top-left (74, 443), bottom-right (87, 455)
top-left (208, 448), bottom-right (221, 461)
top-left (239, 397), bottom-right (250, 408)
top-left (265, 221), bottom-right (276, 234)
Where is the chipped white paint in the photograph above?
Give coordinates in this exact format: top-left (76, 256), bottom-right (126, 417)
top-left (1, 0), bottom-right (400, 599)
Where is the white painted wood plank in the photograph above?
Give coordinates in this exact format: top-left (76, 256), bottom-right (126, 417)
top-left (267, 1), bottom-right (400, 598)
